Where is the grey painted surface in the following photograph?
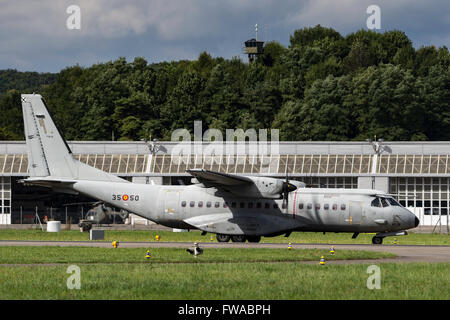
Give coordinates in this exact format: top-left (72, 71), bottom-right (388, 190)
top-left (374, 177), bottom-right (389, 193)
top-left (358, 177), bottom-right (373, 189)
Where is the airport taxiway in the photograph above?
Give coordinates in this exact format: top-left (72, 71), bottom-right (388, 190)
top-left (0, 240), bottom-right (449, 264)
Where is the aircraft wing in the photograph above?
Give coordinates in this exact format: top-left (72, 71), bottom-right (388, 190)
top-left (186, 169), bottom-right (253, 187)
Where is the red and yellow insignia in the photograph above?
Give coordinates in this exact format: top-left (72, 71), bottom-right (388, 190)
top-left (122, 194), bottom-right (129, 201)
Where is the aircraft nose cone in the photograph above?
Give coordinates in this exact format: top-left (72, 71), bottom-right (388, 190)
top-left (414, 216), bottom-right (420, 228)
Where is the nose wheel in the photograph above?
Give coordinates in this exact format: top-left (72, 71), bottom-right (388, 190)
top-left (372, 236), bottom-right (383, 245)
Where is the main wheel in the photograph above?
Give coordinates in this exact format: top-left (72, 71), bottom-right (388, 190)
top-left (216, 234), bottom-right (231, 242)
top-left (372, 236), bottom-right (383, 245)
top-left (247, 236), bottom-right (261, 243)
top-left (231, 235), bottom-right (247, 243)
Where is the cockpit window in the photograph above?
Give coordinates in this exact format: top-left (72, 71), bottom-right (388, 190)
top-left (372, 196), bottom-right (394, 208)
top-left (380, 198), bottom-right (389, 207)
top-left (371, 198), bottom-right (381, 207)
top-left (386, 197), bottom-right (401, 206)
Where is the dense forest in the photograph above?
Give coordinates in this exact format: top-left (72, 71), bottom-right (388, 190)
top-left (0, 25), bottom-right (449, 142)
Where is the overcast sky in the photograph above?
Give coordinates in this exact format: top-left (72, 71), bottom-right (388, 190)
top-left (1, 0), bottom-right (449, 72)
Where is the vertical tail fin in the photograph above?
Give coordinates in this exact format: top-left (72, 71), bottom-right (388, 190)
top-left (22, 94), bottom-right (75, 178)
top-left (22, 94), bottom-right (125, 182)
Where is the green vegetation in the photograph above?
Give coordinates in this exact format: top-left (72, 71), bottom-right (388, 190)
top-left (1, 25), bottom-right (449, 141)
top-left (0, 246), bottom-right (394, 264)
top-left (0, 260), bottom-right (448, 299)
top-left (1, 229), bottom-right (449, 245)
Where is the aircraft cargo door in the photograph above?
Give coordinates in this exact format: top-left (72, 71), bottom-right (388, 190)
top-left (348, 201), bottom-right (363, 225)
top-left (164, 190), bottom-right (180, 217)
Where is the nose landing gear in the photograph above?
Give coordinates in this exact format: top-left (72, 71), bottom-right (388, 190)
top-left (372, 236), bottom-right (383, 245)
top-left (372, 230), bottom-right (408, 245)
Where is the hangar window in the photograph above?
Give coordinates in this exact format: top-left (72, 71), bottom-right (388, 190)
top-left (240, 202), bottom-right (245, 208)
top-left (231, 202), bottom-right (236, 208)
top-left (248, 202), bottom-right (254, 209)
top-left (198, 201), bottom-right (203, 208)
top-left (273, 203), bottom-right (279, 209)
top-left (181, 201), bottom-right (186, 207)
top-left (265, 203), bottom-right (270, 209)
top-left (341, 204), bottom-right (346, 210)
top-left (256, 202), bottom-right (262, 209)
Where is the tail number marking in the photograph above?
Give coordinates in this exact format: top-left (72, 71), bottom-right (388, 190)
top-left (112, 194), bottom-right (140, 201)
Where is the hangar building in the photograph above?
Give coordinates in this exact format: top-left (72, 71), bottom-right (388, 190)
top-left (0, 140), bottom-right (449, 232)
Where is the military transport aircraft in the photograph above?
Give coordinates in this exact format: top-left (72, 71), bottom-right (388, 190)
top-left (20, 94), bottom-right (419, 244)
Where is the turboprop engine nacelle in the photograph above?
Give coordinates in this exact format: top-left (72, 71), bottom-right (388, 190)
top-left (233, 176), bottom-right (297, 199)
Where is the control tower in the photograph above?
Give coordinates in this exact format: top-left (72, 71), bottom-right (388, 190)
top-left (244, 24), bottom-right (264, 63)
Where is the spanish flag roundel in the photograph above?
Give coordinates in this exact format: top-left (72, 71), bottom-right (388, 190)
top-left (123, 194), bottom-right (129, 201)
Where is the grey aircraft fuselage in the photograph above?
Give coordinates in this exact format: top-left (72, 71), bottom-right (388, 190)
top-left (70, 179), bottom-right (417, 237)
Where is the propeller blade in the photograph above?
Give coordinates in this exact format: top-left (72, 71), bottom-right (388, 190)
top-left (284, 170), bottom-right (289, 213)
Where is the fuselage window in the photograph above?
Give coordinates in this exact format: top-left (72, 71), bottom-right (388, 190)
top-left (190, 201), bottom-right (195, 207)
top-left (371, 198), bottom-right (381, 207)
top-left (206, 201), bottom-right (211, 208)
top-left (315, 203), bottom-right (320, 210)
top-left (198, 201), bottom-right (203, 208)
top-left (307, 203), bottom-right (312, 210)
top-left (341, 204), bottom-right (346, 210)
top-left (324, 204), bottom-right (329, 210)
top-left (215, 202), bottom-right (220, 208)
top-left (298, 203), bottom-right (304, 210)
top-left (181, 201), bottom-right (186, 207)
top-left (380, 198), bottom-right (389, 207)
top-left (332, 204), bottom-right (337, 210)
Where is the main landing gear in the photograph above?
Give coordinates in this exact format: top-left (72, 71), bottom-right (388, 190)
top-left (215, 234), bottom-right (261, 243)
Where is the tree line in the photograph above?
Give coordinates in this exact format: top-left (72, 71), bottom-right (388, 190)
top-left (1, 25), bottom-right (449, 142)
